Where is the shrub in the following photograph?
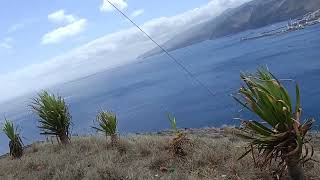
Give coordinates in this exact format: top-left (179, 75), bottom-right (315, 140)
top-left (30, 91), bottom-right (71, 144)
top-left (92, 111), bottom-right (118, 146)
top-left (167, 114), bottom-right (191, 158)
top-left (168, 114), bottom-right (179, 135)
top-left (3, 120), bottom-right (23, 158)
top-left (233, 68), bottom-right (315, 179)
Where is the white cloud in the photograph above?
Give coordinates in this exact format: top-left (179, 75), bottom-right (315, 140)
top-left (0, 42), bottom-right (12, 49)
top-left (131, 9), bottom-right (144, 18)
top-left (41, 19), bottom-right (87, 45)
top-left (0, 0), bottom-right (250, 103)
top-left (8, 23), bottom-right (26, 33)
top-left (42, 10), bottom-right (87, 45)
top-left (48, 10), bottom-right (76, 24)
top-left (100, 0), bottom-right (128, 12)
top-left (0, 37), bottom-right (13, 49)
top-left (7, 19), bottom-right (36, 33)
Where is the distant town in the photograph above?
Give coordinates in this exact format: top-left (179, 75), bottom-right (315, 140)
top-left (288, 9), bottom-right (320, 30)
top-left (241, 9), bottom-right (320, 41)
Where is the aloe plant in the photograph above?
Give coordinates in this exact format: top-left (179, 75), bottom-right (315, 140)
top-left (30, 91), bottom-right (71, 144)
top-left (92, 111), bottom-right (118, 146)
top-left (233, 68), bottom-right (315, 180)
top-left (3, 120), bottom-right (23, 158)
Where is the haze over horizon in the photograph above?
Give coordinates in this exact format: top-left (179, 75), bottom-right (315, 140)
top-left (0, 0), bottom-right (251, 103)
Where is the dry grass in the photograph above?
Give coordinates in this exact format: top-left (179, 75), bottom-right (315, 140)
top-left (0, 128), bottom-right (319, 180)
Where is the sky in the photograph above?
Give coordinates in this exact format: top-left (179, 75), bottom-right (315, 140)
top-left (0, 0), bottom-right (250, 103)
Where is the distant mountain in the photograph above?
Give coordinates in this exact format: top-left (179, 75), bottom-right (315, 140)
top-left (141, 0), bottom-right (320, 58)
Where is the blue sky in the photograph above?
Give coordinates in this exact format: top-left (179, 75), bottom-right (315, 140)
top-left (0, 0), bottom-right (249, 102)
top-left (0, 0), bottom-right (209, 74)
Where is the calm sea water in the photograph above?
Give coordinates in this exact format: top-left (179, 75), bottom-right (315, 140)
top-left (1, 24), bottom-right (320, 154)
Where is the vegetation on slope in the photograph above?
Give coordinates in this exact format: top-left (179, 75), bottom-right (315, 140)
top-left (30, 91), bottom-right (72, 145)
top-left (92, 111), bottom-right (118, 146)
top-left (0, 128), bottom-right (319, 180)
top-left (2, 120), bottom-right (23, 159)
top-left (234, 68), bottom-right (316, 180)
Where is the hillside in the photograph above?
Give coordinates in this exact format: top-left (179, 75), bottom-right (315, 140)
top-left (141, 0), bottom-right (320, 58)
top-left (0, 128), bottom-right (319, 180)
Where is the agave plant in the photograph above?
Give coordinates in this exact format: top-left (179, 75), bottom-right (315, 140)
top-left (233, 68), bottom-right (315, 180)
top-left (30, 91), bottom-right (71, 144)
top-left (92, 111), bottom-right (118, 146)
top-left (3, 120), bottom-right (23, 159)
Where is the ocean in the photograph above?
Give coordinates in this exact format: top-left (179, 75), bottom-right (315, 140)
top-left (1, 23), bottom-right (320, 154)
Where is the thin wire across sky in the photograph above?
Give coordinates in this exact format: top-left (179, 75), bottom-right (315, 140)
top-left (105, 0), bottom-right (217, 98)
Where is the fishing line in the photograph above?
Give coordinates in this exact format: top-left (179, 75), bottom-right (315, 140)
top-left (105, 0), bottom-right (216, 98)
